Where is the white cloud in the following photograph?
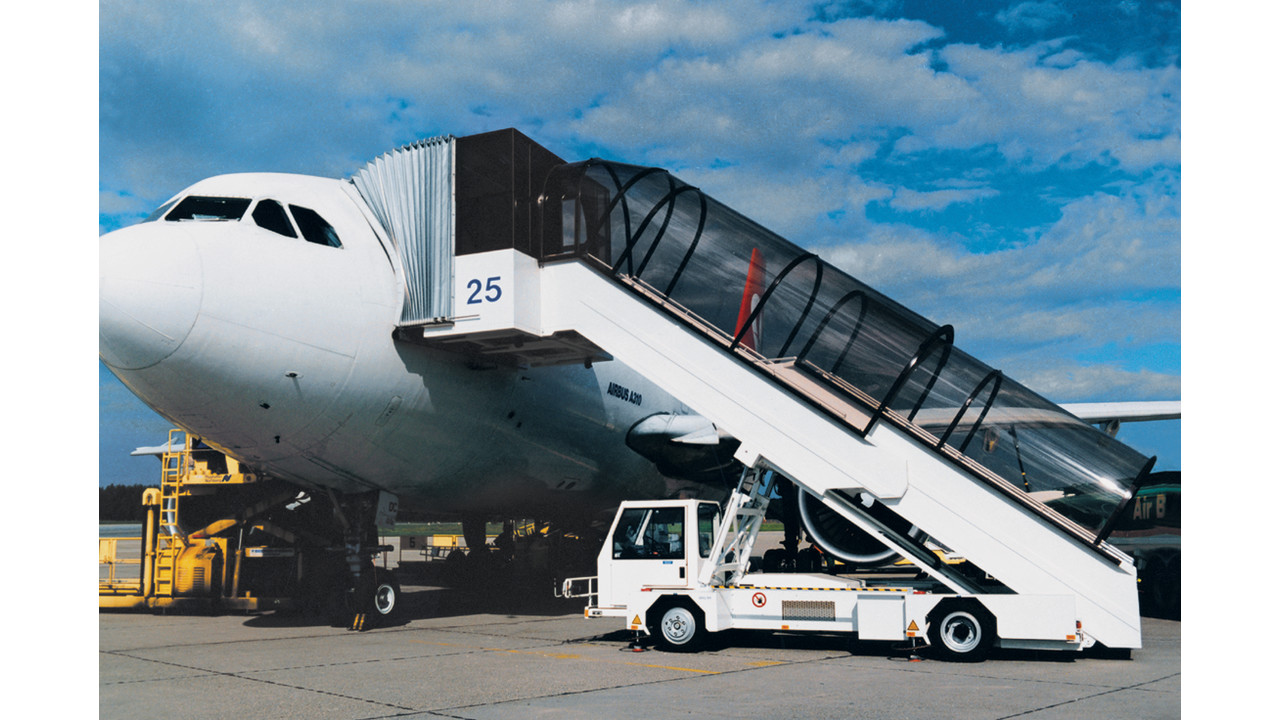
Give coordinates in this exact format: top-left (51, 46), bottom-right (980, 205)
top-left (995, 1), bottom-right (1071, 34)
top-left (1020, 173), bottom-right (1181, 297)
top-left (98, 1), bottom-right (816, 194)
top-left (100, 3), bottom-right (1179, 200)
top-left (680, 165), bottom-right (851, 237)
top-left (928, 43), bottom-right (1180, 171)
top-left (573, 16), bottom-right (967, 165)
top-left (889, 185), bottom-right (999, 212)
top-left (813, 170), bottom-right (1180, 396)
top-left (1015, 363), bottom-right (1181, 403)
top-left (97, 0), bottom-right (1180, 405)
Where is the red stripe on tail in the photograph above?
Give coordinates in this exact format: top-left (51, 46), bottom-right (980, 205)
top-left (734, 248), bottom-right (766, 351)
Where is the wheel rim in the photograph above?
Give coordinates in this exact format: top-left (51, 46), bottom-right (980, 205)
top-left (940, 611), bottom-right (981, 653)
top-left (661, 607), bottom-right (696, 645)
top-left (374, 583), bottom-right (396, 615)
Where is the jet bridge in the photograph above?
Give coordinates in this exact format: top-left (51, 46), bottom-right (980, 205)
top-left (357, 129), bottom-right (1154, 651)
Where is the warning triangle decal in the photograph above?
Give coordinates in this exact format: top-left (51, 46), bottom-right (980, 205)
top-left (907, 620), bottom-right (919, 632)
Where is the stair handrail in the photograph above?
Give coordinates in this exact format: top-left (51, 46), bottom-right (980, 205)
top-left (729, 251), bottom-right (825, 357)
top-left (870, 324), bottom-right (955, 431)
top-left (936, 368), bottom-right (1004, 453)
top-left (1093, 455), bottom-right (1158, 545)
top-left (587, 165), bottom-right (712, 300)
top-left (795, 288), bottom-right (871, 375)
top-left (627, 184), bottom-right (708, 290)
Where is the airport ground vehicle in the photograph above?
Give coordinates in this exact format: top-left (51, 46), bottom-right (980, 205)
top-left (563, 467), bottom-right (1095, 661)
top-left (99, 430), bottom-right (401, 628)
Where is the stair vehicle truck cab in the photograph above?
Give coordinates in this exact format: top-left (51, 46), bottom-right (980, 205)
top-left (563, 465), bottom-right (1104, 662)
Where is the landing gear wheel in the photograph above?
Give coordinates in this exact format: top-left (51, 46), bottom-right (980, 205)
top-left (796, 546), bottom-right (825, 573)
top-left (347, 569), bottom-right (401, 631)
top-left (762, 548), bottom-right (782, 573)
top-left (927, 600), bottom-right (996, 662)
top-left (653, 601), bottom-right (706, 653)
top-left (762, 548), bottom-right (796, 573)
top-left (372, 569), bottom-right (401, 619)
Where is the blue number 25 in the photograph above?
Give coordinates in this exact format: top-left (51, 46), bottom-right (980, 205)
top-left (466, 276), bottom-right (503, 304)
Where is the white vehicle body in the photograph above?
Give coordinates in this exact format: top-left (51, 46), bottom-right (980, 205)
top-left (567, 473), bottom-right (1086, 661)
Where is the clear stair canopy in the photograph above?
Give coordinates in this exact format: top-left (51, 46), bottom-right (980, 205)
top-left (538, 160), bottom-right (1154, 543)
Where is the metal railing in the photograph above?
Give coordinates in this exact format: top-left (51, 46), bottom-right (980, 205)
top-left (537, 159), bottom-right (1155, 546)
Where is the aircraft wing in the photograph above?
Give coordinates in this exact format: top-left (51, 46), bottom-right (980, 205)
top-left (898, 400), bottom-right (1181, 434)
top-left (1057, 401), bottom-right (1181, 424)
top-left (130, 441), bottom-right (183, 457)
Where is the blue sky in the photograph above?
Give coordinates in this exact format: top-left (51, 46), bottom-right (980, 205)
top-left (94, 0), bottom-right (1182, 485)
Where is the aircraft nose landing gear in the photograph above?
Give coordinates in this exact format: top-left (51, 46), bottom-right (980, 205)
top-left (336, 490), bottom-right (401, 631)
top-left (348, 566), bottom-right (401, 631)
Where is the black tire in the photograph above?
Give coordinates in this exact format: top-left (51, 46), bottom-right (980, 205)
top-left (762, 548), bottom-right (782, 573)
top-left (927, 600), bottom-right (996, 662)
top-left (442, 549), bottom-right (466, 585)
top-left (372, 569), bottom-right (401, 619)
top-left (651, 600), bottom-right (706, 653)
top-left (796, 547), bottom-right (824, 573)
top-left (762, 548), bottom-right (797, 573)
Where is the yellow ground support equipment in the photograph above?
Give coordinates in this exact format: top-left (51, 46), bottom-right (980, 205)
top-left (99, 429), bottom-right (303, 613)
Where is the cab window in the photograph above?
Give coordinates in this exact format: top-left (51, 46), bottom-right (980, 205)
top-left (251, 199), bottom-right (297, 238)
top-left (165, 196), bottom-right (251, 221)
top-left (611, 507), bottom-right (685, 560)
top-left (289, 204), bottom-right (342, 248)
top-left (697, 502), bottom-right (718, 558)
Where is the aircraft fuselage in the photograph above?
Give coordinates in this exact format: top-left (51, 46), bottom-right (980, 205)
top-left (100, 173), bottom-right (688, 521)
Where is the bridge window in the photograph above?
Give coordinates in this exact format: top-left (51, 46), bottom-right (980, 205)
top-left (165, 196), bottom-right (251, 221)
top-left (251, 199), bottom-right (297, 238)
top-left (289, 205), bottom-right (342, 248)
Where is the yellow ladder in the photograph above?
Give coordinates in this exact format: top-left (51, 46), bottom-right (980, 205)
top-left (152, 429), bottom-right (189, 598)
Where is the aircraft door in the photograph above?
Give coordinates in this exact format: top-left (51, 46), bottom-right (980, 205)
top-left (608, 506), bottom-right (690, 595)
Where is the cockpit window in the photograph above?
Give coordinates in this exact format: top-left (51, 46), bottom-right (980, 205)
top-left (289, 205), bottom-right (342, 248)
top-left (251, 199), bottom-right (297, 238)
top-left (166, 196), bottom-right (251, 222)
top-left (144, 198), bottom-right (179, 223)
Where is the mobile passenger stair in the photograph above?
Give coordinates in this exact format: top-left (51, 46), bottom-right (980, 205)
top-left (349, 129), bottom-right (1157, 656)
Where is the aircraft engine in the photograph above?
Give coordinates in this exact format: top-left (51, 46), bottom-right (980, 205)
top-left (796, 488), bottom-right (922, 567)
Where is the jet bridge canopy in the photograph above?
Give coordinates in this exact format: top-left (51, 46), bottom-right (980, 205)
top-left (536, 159), bottom-right (1154, 544)
top-left (351, 129), bottom-right (565, 326)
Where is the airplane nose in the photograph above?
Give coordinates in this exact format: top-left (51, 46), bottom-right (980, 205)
top-left (99, 224), bottom-right (203, 370)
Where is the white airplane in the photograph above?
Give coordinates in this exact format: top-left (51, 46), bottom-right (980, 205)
top-left (99, 168), bottom-right (748, 605)
top-left (99, 130), bottom-right (1179, 618)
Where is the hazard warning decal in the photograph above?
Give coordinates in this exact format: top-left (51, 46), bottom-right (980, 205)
top-left (752, 592), bottom-right (767, 608)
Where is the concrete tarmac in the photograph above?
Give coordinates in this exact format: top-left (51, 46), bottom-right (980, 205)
top-left (100, 580), bottom-right (1181, 720)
